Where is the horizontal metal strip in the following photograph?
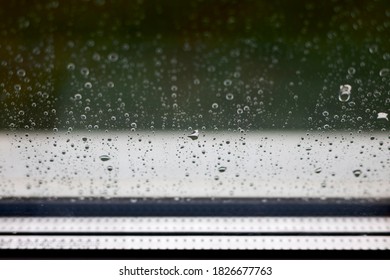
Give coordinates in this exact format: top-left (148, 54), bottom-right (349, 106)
top-left (0, 236), bottom-right (389, 250)
top-left (1, 232), bottom-right (389, 236)
top-left (0, 217), bottom-right (389, 233)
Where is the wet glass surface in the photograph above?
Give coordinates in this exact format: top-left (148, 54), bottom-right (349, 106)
top-left (0, 0), bottom-right (389, 202)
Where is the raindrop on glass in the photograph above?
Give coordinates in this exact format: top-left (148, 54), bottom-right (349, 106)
top-left (339, 84), bottom-right (351, 102)
top-left (226, 93), bottom-right (234, 100)
top-left (67, 63), bottom-right (75, 71)
top-left (84, 82), bottom-right (92, 89)
top-left (347, 67), bottom-right (356, 75)
top-left (80, 67), bottom-right (89, 76)
top-left (377, 112), bottom-right (388, 121)
top-left (379, 68), bottom-right (389, 77)
top-left (353, 169), bottom-right (362, 177)
top-left (218, 166), bottom-right (227, 172)
top-left (188, 130), bottom-right (199, 140)
top-left (223, 79), bottom-right (232, 86)
top-left (108, 52), bottom-right (119, 62)
top-left (99, 155), bottom-right (111, 162)
top-left (17, 69), bottom-right (26, 77)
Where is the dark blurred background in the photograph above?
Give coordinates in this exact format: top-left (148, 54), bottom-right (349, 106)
top-left (1, 0), bottom-right (389, 131)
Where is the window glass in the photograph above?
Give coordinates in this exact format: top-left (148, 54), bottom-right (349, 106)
top-left (0, 0), bottom-right (389, 201)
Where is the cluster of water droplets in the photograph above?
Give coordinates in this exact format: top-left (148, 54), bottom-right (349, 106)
top-left (0, 0), bottom-right (389, 200)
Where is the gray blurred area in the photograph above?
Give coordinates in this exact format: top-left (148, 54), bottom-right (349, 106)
top-left (1, 131), bottom-right (388, 198)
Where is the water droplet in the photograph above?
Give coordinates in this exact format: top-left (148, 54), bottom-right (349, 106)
top-left (131, 122), bottom-right (137, 128)
top-left (322, 111), bottom-right (329, 117)
top-left (92, 53), bottom-right (101, 61)
top-left (218, 166), bottom-right (227, 172)
top-left (80, 67), bottom-right (89, 76)
top-left (225, 93), bottom-right (234, 100)
top-left (379, 68), bottom-right (389, 77)
top-left (67, 63), bottom-right (75, 70)
top-left (212, 103), bottom-right (218, 109)
top-left (84, 82), bottom-right (92, 89)
top-left (99, 155), bottom-right (111, 161)
top-left (339, 84), bottom-right (352, 93)
top-left (347, 67), bottom-right (356, 75)
top-left (107, 165), bottom-right (113, 171)
top-left (369, 45), bottom-right (378, 54)
top-left (74, 93), bottom-right (82, 100)
top-left (17, 69), bottom-right (26, 77)
top-left (223, 79), bottom-right (232, 86)
top-left (339, 84), bottom-right (352, 102)
top-left (108, 52), bottom-right (118, 62)
top-left (353, 169), bottom-right (362, 177)
top-left (188, 130), bottom-right (199, 140)
top-left (315, 167), bottom-right (322, 174)
top-left (377, 112), bottom-right (388, 121)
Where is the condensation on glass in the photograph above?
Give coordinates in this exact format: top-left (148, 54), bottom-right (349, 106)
top-left (0, 0), bottom-right (389, 200)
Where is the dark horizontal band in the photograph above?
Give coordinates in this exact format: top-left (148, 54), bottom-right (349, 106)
top-left (1, 249), bottom-right (390, 260)
top-left (0, 198), bottom-right (389, 217)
